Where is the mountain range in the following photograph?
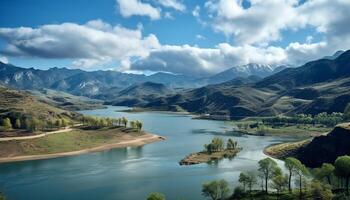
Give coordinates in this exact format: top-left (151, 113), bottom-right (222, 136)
top-left (1, 50), bottom-right (349, 119)
top-left (0, 62), bottom-right (284, 98)
top-left (137, 50), bottom-right (350, 119)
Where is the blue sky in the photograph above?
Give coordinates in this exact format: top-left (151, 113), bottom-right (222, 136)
top-left (0, 0), bottom-right (349, 76)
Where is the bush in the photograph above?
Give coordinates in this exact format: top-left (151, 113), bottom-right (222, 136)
top-left (231, 186), bottom-right (245, 200)
top-left (146, 192), bottom-right (165, 200)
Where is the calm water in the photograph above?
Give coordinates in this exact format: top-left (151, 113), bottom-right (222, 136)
top-left (0, 106), bottom-right (301, 200)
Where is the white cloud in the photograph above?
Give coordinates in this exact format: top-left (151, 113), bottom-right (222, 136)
top-left (156, 0), bottom-right (185, 11)
top-left (192, 5), bottom-right (200, 17)
top-left (0, 56), bottom-right (8, 64)
top-left (195, 34), bottom-right (206, 40)
top-left (164, 12), bottom-right (174, 19)
top-left (0, 20), bottom-right (160, 68)
top-left (204, 0), bottom-right (350, 47)
top-left (205, 0), bottom-right (301, 45)
top-left (116, 0), bottom-right (161, 20)
top-left (130, 43), bottom-right (288, 77)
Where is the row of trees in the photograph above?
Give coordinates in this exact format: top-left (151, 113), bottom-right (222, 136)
top-left (0, 117), bottom-right (71, 132)
top-left (262, 112), bottom-right (345, 127)
top-left (80, 116), bottom-right (143, 131)
top-left (204, 137), bottom-right (238, 153)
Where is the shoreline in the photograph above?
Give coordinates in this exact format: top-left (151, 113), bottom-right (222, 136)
top-left (0, 133), bottom-right (165, 164)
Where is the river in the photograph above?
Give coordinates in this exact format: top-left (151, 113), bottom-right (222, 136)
top-left (0, 106), bottom-right (301, 200)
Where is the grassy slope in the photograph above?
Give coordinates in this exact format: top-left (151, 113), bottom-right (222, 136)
top-left (29, 88), bottom-right (105, 111)
top-left (0, 86), bottom-right (79, 121)
top-left (0, 127), bottom-right (144, 157)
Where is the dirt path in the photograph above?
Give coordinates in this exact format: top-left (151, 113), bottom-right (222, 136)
top-left (0, 133), bottom-right (165, 163)
top-left (0, 127), bottom-right (74, 141)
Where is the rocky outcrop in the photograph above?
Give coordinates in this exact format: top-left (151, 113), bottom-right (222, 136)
top-left (296, 123), bottom-right (350, 167)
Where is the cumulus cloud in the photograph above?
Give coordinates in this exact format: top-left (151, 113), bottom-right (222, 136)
top-left (204, 0), bottom-right (350, 47)
top-left (116, 0), bottom-right (161, 20)
top-left (0, 20), bottom-right (160, 68)
top-left (156, 0), bottom-right (185, 11)
top-left (205, 0), bottom-right (302, 45)
top-left (130, 44), bottom-right (288, 77)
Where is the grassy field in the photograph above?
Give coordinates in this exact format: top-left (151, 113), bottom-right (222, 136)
top-left (0, 127), bottom-right (146, 157)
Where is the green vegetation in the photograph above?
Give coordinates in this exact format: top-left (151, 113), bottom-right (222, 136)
top-left (0, 193), bottom-right (5, 200)
top-left (2, 118), bottom-right (12, 130)
top-left (233, 118), bottom-right (331, 136)
top-left (262, 113), bottom-right (345, 127)
top-left (179, 137), bottom-right (241, 165)
top-left (202, 179), bottom-right (230, 200)
top-left (258, 157), bottom-right (279, 194)
top-left (0, 86), bottom-right (79, 133)
top-left (334, 156), bottom-right (350, 195)
top-left (187, 155), bottom-right (350, 200)
top-left (146, 192), bottom-right (166, 200)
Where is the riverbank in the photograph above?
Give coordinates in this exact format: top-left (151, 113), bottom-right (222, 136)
top-left (0, 127), bottom-right (165, 163)
top-left (263, 139), bottom-right (310, 159)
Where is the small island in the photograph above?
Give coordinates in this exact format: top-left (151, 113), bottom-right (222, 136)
top-left (179, 137), bottom-right (241, 165)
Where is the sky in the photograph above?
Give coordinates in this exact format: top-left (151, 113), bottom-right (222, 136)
top-left (0, 0), bottom-right (349, 77)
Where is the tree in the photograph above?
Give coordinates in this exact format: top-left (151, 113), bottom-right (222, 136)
top-left (310, 180), bottom-right (333, 200)
top-left (290, 158), bottom-right (309, 199)
top-left (211, 137), bottom-right (224, 152)
top-left (316, 163), bottom-right (335, 185)
top-left (231, 187), bottom-right (244, 200)
top-left (238, 172), bottom-right (249, 191)
top-left (271, 174), bottom-right (288, 197)
top-left (130, 121), bottom-right (136, 129)
top-left (2, 118), bottom-right (12, 130)
top-left (55, 119), bottom-right (62, 129)
top-left (246, 172), bottom-right (257, 193)
top-left (285, 157), bottom-right (300, 193)
top-left (14, 118), bottom-right (21, 129)
top-left (258, 157), bottom-right (279, 194)
top-left (146, 192), bottom-right (165, 200)
top-left (121, 117), bottom-right (128, 127)
top-left (334, 155), bottom-right (350, 195)
top-left (226, 138), bottom-right (237, 150)
top-left (202, 179), bottom-right (230, 200)
top-left (135, 120), bottom-right (143, 132)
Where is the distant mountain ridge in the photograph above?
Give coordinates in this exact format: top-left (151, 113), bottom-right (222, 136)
top-left (198, 63), bottom-right (288, 85)
top-left (0, 61), bottom-right (286, 97)
top-left (138, 50), bottom-right (350, 118)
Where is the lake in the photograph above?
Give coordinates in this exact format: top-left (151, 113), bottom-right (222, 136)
top-left (0, 106), bottom-right (301, 200)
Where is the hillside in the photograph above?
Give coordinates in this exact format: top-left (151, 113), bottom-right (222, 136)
top-left (197, 63), bottom-right (284, 85)
top-left (0, 86), bottom-right (80, 125)
top-left (265, 123), bottom-right (350, 168)
top-left (29, 89), bottom-right (105, 111)
top-left (105, 82), bottom-right (173, 107)
top-left (140, 50), bottom-right (350, 118)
